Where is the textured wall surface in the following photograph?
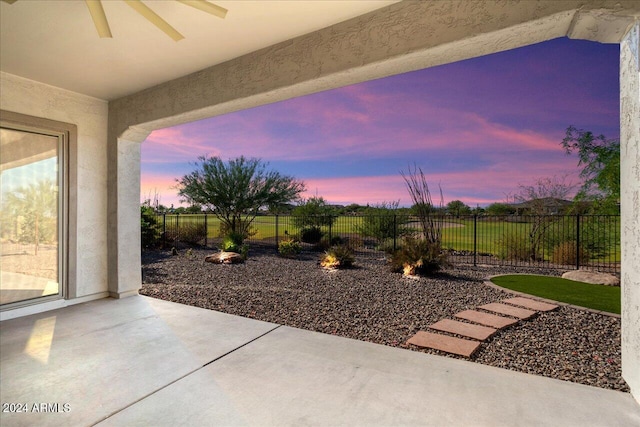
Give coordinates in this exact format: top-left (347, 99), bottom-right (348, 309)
top-left (109, 138), bottom-right (142, 298)
top-left (620, 22), bottom-right (640, 405)
top-left (0, 72), bottom-right (109, 304)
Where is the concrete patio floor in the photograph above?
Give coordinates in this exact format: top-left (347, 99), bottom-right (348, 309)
top-left (1, 296), bottom-right (639, 427)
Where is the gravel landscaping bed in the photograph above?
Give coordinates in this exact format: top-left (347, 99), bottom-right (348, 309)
top-left (141, 245), bottom-right (628, 392)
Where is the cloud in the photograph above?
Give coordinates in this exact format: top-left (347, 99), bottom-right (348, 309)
top-left (300, 162), bottom-right (581, 208)
top-left (140, 38), bottom-right (616, 208)
top-left (144, 83), bottom-right (567, 168)
top-left (140, 173), bottom-right (181, 207)
top-left (142, 128), bottom-right (222, 163)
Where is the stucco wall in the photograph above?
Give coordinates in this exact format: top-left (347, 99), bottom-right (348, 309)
top-left (620, 22), bottom-right (640, 404)
top-left (0, 72), bottom-right (109, 306)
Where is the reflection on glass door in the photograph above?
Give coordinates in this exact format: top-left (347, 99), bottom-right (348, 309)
top-left (1, 126), bottom-right (63, 306)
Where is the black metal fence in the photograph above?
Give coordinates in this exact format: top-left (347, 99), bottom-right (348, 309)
top-left (153, 213), bottom-right (620, 273)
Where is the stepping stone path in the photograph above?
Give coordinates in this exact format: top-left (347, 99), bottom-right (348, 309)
top-left (428, 319), bottom-right (497, 341)
top-left (454, 310), bottom-right (518, 329)
top-left (407, 296), bottom-right (558, 358)
top-left (502, 297), bottom-right (559, 312)
top-left (477, 303), bottom-right (537, 320)
top-left (407, 331), bottom-right (481, 358)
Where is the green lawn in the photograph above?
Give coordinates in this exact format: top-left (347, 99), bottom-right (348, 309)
top-left (491, 274), bottom-right (620, 314)
top-left (155, 214), bottom-right (620, 263)
top-left (440, 219), bottom-right (529, 253)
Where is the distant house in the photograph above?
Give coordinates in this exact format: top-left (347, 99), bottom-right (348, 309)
top-left (510, 198), bottom-right (575, 215)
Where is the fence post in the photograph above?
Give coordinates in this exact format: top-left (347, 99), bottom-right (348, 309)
top-left (473, 214), bottom-right (477, 267)
top-left (393, 214), bottom-right (397, 252)
top-left (162, 212), bottom-right (166, 248)
top-left (275, 214), bottom-right (279, 248)
top-left (175, 213), bottom-right (179, 245)
top-left (576, 214), bottom-right (581, 270)
top-left (204, 214), bottom-right (208, 248)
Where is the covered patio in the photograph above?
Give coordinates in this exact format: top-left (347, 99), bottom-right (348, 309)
top-left (1, 1), bottom-right (639, 424)
top-left (2, 295), bottom-right (639, 426)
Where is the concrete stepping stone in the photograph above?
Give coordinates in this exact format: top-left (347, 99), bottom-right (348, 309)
top-left (406, 331), bottom-right (481, 357)
top-left (502, 297), bottom-right (558, 312)
top-left (428, 319), bottom-right (497, 341)
top-left (478, 303), bottom-right (537, 320)
top-left (455, 310), bottom-right (519, 329)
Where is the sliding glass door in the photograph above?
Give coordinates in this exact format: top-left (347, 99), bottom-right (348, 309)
top-left (1, 124), bottom-right (65, 307)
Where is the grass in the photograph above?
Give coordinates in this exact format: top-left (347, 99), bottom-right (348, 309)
top-left (440, 217), bottom-right (621, 263)
top-left (440, 218), bottom-right (529, 253)
top-left (491, 274), bottom-right (620, 314)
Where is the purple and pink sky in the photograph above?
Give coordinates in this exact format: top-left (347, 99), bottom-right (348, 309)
top-left (141, 37), bottom-right (619, 208)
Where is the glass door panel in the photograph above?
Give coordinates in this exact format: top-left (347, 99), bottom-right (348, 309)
top-left (1, 127), bottom-right (62, 306)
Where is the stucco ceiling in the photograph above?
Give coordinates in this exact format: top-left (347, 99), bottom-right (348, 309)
top-left (0, 0), bottom-right (398, 101)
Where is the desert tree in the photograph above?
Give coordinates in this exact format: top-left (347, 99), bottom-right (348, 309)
top-left (446, 200), bottom-right (471, 218)
top-left (485, 203), bottom-right (515, 216)
top-left (357, 200), bottom-right (407, 243)
top-left (401, 164), bottom-right (443, 244)
top-left (514, 175), bottom-right (574, 214)
top-left (177, 156), bottom-right (305, 241)
top-left (393, 165), bottom-right (449, 275)
top-left (513, 175), bottom-right (575, 261)
top-left (292, 196), bottom-right (336, 228)
top-left (291, 196), bottom-right (336, 244)
top-left (561, 126), bottom-right (620, 213)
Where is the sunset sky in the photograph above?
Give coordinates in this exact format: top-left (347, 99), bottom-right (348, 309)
top-left (141, 37), bottom-right (619, 208)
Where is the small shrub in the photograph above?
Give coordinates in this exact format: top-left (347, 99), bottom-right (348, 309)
top-left (377, 238), bottom-right (397, 254)
top-left (320, 245), bottom-right (355, 269)
top-left (300, 226), bottom-right (324, 244)
top-left (330, 235), bottom-right (345, 246)
top-left (346, 235), bottom-right (363, 249)
top-left (141, 206), bottom-right (162, 249)
top-left (278, 239), bottom-right (302, 259)
top-left (176, 222), bottom-right (207, 246)
top-left (222, 232), bottom-right (243, 251)
top-left (221, 231), bottom-right (249, 259)
top-left (312, 240), bottom-right (330, 253)
top-left (218, 220), bottom-right (256, 242)
top-left (551, 241), bottom-right (590, 265)
top-left (389, 236), bottom-right (449, 276)
top-left (357, 201), bottom-right (407, 242)
top-left (497, 232), bottom-right (532, 261)
top-left (292, 197), bottom-right (336, 228)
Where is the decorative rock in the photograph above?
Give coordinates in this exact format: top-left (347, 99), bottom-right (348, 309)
top-left (142, 250), bottom-right (628, 392)
top-left (204, 252), bottom-right (244, 264)
top-left (562, 270), bottom-right (620, 286)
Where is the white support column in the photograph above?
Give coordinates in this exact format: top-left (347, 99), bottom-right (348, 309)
top-left (620, 21), bottom-right (640, 404)
top-left (107, 127), bottom-right (149, 298)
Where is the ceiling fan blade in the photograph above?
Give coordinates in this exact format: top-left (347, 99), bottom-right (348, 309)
top-left (1, 0), bottom-right (20, 4)
top-left (177, 0), bottom-right (227, 19)
top-left (123, 0), bottom-right (184, 41)
top-left (85, 0), bottom-right (113, 38)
